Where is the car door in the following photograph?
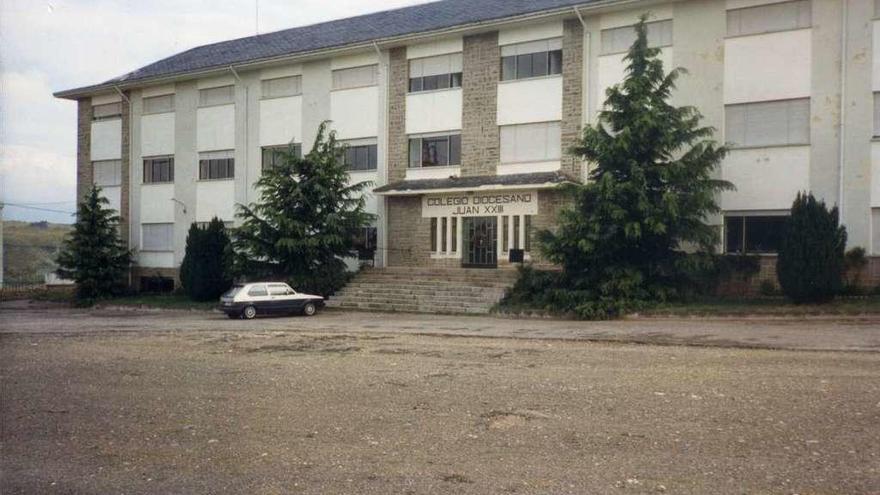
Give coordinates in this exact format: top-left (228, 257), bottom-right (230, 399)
top-left (268, 284), bottom-right (297, 314)
top-left (246, 284), bottom-right (272, 313)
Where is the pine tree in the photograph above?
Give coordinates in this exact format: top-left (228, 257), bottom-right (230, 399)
top-left (233, 122), bottom-right (375, 296)
top-left (538, 16), bottom-right (733, 318)
top-left (777, 192), bottom-right (847, 304)
top-left (180, 218), bottom-right (233, 301)
top-left (56, 186), bottom-right (132, 302)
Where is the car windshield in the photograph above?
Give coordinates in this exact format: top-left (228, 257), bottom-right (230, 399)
top-left (222, 286), bottom-right (243, 298)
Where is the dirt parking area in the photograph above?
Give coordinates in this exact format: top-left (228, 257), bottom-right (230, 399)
top-left (1, 307), bottom-right (879, 494)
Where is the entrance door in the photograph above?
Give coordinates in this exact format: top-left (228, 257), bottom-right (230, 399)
top-left (463, 217), bottom-right (497, 268)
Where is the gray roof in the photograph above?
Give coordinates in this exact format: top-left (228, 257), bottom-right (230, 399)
top-left (373, 171), bottom-right (575, 194)
top-left (56, 0), bottom-right (603, 97)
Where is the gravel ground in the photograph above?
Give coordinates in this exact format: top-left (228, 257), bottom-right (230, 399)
top-left (1, 308), bottom-right (879, 494)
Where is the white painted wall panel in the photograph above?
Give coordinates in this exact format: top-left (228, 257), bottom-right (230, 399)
top-left (331, 52), bottom-right (378, 70)
top-left (261, 64), bottom-right (303, 80)
top-left (196, 180), bottom-right (235, 222)
top-left (597, 48), bottom-right (673, 107)
top-left (497, 77), bottom-right (562, 125)
top-left (196, 104), bottom-right (235, 151)
top-left (330, 86), bottom-right (379, 139)
top-left (724, 29), bottom-right (811, 104)
top-left (139, 184), bottom-right (175, 223)
top-left (405, 89), bottom-right (463, 134)
top-left (871, 142), bottom-right (880, 207)
top-left (348, 171), bottom-right (378, 214)
top-left (91, 93), bottom-right (121, 105)
top-left (407, 37), bottom-right (463, 59)
top-left (141, 113), bottom-right (175, 156)
top-left (498, 21), bottom-right (564, 45)
top-left (497, 161), bottom-right (560, 175)
top-left (142, 84), bottom-right (175, 98)
top-left (259, 96), bottom-right (303, 146)
top-left (406, 166), bottom-right (461, 181)
top-left (197, 75), bottom-right (235, 89)
top-left (100, 186), bottom-right (121, 213)
top-left (727, 0), bottom-right (796, 9)
top-left (722, 146), bottom-right (810, 210)
top-left (90, 120), bottom-right (122, 160)
top-left (873, 21), bottom-right (880, 92)
top-left (138, 251), bottom-right (175, 268)
top-left (600, 5), bottom-right (673, 29)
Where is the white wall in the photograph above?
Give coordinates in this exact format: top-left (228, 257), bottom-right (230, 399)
top-left (724, 29), bottom-right (811, 104)
top-left (195, 180), bottom-right (236, 222)
top-left (259, 96), bottom-right (303, 146)
top-left (600, 5), bottom-right (674, 30)
top-left (871, 142), bottom-right (880, 207)
top-left (407, 37), bottom-right (463, 59)
top-left (139, 184), bottom-right (175, 223)
top-left (597, 48), bottom-right (673, 107)
top-left (90, 120), bottom-right (122, 160)
top-left (497, 77), bottom-right (562, 126)
top-left (139, 252), bottom-right (175, 268)
top-left (330, 86), bottom-right (378, 139)
top-left (196, 104), bottom-right (235, 151)
top-left (405, 89), bottom-right (463, 134)
top-left (331, 52), bottom-right (378, 70)
top-left (348, 171), bottom-right (378, 214)
top-left (406, 166), bottom-right (461, 180)
top-left (91, 93), bottom-right (121, 105)
top-left (873, 21), bottom-right (880, 92)
top-left (100, 186), bottom-right (121, 213)
top-left (498, 20), bottom-right (563, 45)
top-left (497, 161), bottom-right (560, 176)
top-left (141, 113), bottom-right (175, 156)
top-left (722, 146), bottom-right (811, 210)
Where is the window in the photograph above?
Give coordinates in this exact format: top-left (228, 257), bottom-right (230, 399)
top-left (261, 144), bottom-right (303, 172)
top-left (725, 215), bottom-right (788, 253)
top-left (195, 221), bottom-right (234, 230)
top-left (142, 223), bottom-right (174, 251)
top-left (140, 276), bottom-right (174, 293)
top-left (247, 284), bottom-right (268, 297)
top-left (500, 121), bottom-right (561, 163)
top-left (409, 53), bottom-right (463, 92)
top-left (874, 93), bottom-right (880, 137)
top-left (524, 215), bottom-right (531, 251)
top-left (143, 156), bottom-right (174, 184)
top-left (725, 99), bottom-right (810, 148)
top-left (501, 38), bottom-right (562, 81)
top-left (502, 215), bottom-right (509, 252)
top-left (352, 226), bottom-right (378, 261)
top-left (430, 218), bottom-right (438, 252)
top-left (261, 75), bottom-right (302, 99)
top-left (268, 284), bottom-right (292, 296)
top-left (92, 102), bottom-right (122, 121)
top-left (600, 19), bottom-right (673, 55)
top-left (198, 85), bottom-right (234, 106)
top-left (199, 150), bottom-right (234, 180)
top-left (332, 65), bottom-right (378, 90)
top-left (342, 142), bottom-right (378, 171)
top-left (93, 160), bottom-right (122, 187)
top-left (143, 94), bottom-right (174, 114)
top-left (451, 218), bottom-right (457, 253)
top-left (409, 134), bottom-right (461, 168)
top-left (726, 0), bottom-right (811, 37)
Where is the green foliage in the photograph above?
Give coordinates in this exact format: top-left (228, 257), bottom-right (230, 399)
top-left (776, 192), bottom-right (847, 304)
top-left (56, 187), bottom-right (131, 303)
top-left (232, 122), bottom-right (375, 296)
top-left (179, 218), bottom-right (233, 301)
top-left (529, 16), bottom-right (732, 318)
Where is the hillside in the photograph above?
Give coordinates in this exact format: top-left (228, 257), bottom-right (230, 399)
top-left (3, 221), bottom-right (72, 284)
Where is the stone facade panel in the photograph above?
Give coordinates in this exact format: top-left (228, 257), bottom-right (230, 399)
top-left (387, 47), bottom-right (409, 183)
top-left (461, 31), bottom-right (500, 177)
top-left (561, 19), bottom-right (584, 179)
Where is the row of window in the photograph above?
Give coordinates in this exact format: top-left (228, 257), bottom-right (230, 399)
top-left (428, 215), bottom-right (532, 254)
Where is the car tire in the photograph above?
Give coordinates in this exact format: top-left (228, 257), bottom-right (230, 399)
top-left (242, 305), bottom-right (257, 320)
top-left (302, 302), bottom-right (317, 317)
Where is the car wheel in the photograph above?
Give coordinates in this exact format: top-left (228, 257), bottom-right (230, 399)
top-left (242, 305), bottom-right (257, 320)
top-left (302, 302), bottom-right (317, 317)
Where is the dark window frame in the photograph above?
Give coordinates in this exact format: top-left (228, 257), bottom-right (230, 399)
top-left (501, 49), bottom-right (562, 81)
top-left (198, 154), bottom-right (235, 180)
top-left (143, 156), bottom-right (175, 184)
top-left (408, 134), bottom-right (462, 168)
top-left (261, 144), bottom-right (303, 172)
top-left (724, 215), bottom-right (789, 254)
top-left (342, 143), bottom-right (378, 171)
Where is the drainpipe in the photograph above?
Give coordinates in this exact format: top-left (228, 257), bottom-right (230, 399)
top-left (837, 1), bottom-right (848, 223)
top-left (229, 66), bottom-right (249, 206)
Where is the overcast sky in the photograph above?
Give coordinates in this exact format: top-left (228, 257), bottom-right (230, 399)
top-left (0, 0), bottom-right (427, 223)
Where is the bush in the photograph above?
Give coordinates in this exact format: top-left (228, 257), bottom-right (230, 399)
top-left (777, 192), bottom-right (847, 304)
top-left (180, 218), bottom-right (233, 301)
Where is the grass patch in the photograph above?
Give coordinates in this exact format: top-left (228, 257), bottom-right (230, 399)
top-left (98, 293), bottom-right (218, 311)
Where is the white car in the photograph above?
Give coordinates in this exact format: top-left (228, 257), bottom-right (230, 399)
top-left (219, 282), bottom-right (324, 319)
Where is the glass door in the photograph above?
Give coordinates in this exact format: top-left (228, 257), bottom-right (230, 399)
top-left (463, 216), bottom-right (497, 268)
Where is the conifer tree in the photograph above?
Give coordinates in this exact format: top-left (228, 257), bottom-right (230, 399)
top-left (180, 217), bottom-right (233, 301)
top-left (539, 16), bottom-right (733, 318)
top-left (233, 122), bottom-right (375, 296)
top-left (777, 192), bottom-right (847, 304)
top-left (56, 186), bottom-right (132, 302)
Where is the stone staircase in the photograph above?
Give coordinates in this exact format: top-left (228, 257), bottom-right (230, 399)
top-left (325, 266), bottom-right (519, 314)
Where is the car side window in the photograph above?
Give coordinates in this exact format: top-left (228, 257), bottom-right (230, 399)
top-left (248, 285), bottom-right (268, 297)
top-left (268, 284), bottom-right (288, 296)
